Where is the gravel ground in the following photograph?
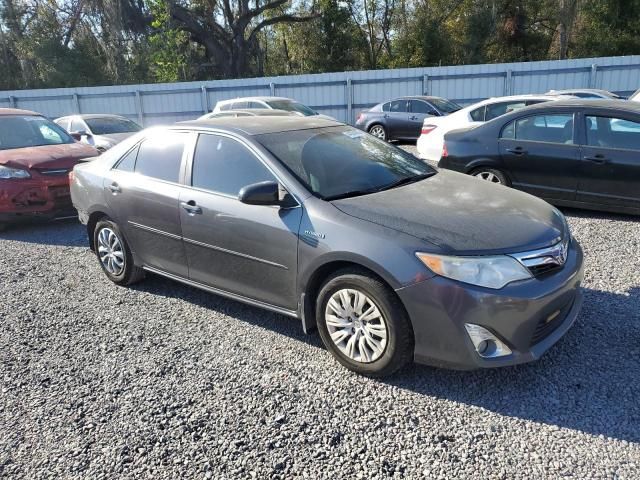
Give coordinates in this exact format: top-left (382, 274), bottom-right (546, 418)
top-left (1, 160), bottom-right (639, 478)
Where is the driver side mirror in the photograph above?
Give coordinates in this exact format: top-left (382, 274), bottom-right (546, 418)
top-left (70, 130), bottom-right (90, 141)
top-left (238, 181), bottom-right (296, 207)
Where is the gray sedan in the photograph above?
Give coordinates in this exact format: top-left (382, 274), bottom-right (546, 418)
top-left (70, 117), bottom-right (584, 376)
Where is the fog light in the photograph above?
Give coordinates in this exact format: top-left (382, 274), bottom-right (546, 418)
top-left (464, 324), bottom-right (512, 358)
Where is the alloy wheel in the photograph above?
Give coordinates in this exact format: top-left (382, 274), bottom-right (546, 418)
top-left (97, 227), bottom-right (125, 275)
top-left (474, 171), bottom-right (502, 184)
top-left (369, 126), bottom-right (386, 140)
top-left (324, 288), bottom-right (388, 363)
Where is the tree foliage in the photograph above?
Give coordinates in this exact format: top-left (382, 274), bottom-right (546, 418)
top-left (1, 0), bottom-right (640, 90)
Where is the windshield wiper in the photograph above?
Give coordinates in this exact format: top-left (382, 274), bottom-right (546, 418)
top-left (375, 173), bottom-right (434, 192)
top-left (324, 187), bottom-right (383, 201)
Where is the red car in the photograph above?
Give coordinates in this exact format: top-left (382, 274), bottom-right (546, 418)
top-left (0, 108), bottom-right (98, 230)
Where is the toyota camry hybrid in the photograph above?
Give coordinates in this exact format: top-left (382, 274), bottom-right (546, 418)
top-left (70, 117), bottom-right (584, 377)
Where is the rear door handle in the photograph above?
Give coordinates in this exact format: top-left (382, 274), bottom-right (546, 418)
top-left (584, 155), bottom-right (609, 165)
top-left (506, 147), bottom-right (527, 155)
top-left (108, 183), bottom-right (121, 194)
top-left (181, 200), bottom-right (202, 215)
top-left (410, 115), bottom-right (418, 120)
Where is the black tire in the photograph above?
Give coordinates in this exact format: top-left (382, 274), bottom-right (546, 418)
top-left (315, 268), bottom-right (413, 377)
top-left (93, 219), bottom-right (144, 286)
top-left (470, 167), bottom-right (510, 186)
top-left (368, 124), bottom-right (387, 141)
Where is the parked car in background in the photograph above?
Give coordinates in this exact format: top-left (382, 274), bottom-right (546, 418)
top-left (212, 96), bottom-right (334, 120)
top-left (55, 114), bottom-right (142, 153)
top-left (355, 96), bottom-right (461, 142)
top-left (416, 95), bottom-right (568, 161)
top-left (440, 99), bottom-right (640, 215)
top-left (71, 116), bottom-right (583, 376)
top-left (198, 109), bottom-right (298, 120)
top-left (545, 88), bottom-right (622, 99)
top-left (0, 108), bottom-right (97, 230)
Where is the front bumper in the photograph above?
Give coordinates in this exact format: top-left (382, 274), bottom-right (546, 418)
top-left (397, 240), bottom-right (584, 369)
top-left (0, 176), bottom-right (75, 223)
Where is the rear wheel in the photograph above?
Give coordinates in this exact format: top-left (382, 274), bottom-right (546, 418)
top-left (368, 124), bottom-right (387, 141)
top-left (471, 167), bottom-right (510, 186)
top-left (316, 268), bottom-right (413, 377)
top-left (93, 219), bottom-right (144, 286)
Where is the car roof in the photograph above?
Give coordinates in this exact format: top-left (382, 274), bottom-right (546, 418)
top-left (203, 109), bottom-right (297, 117)
top-left (546, 88), bottom-right (616, 96)
top-left (0, 107), bottom-right (41, 116)
top-left (515, 98), bottom-right (640, 112)
top-left (216, 96), bottom-right (297, 103)
top-left (56, 114), bottom-right (130, 120)
top-left (178, 116), bottom-right (342, 135)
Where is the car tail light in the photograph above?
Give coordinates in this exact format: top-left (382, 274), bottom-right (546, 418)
top-left (441, 143), bottom-right (449, 158)
top-left (421, 125), bottom-right (437, 135)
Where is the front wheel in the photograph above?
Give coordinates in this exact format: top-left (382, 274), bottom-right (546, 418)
top-left (93, 219), bottom-right (144, 286)
top-left (368, 124), bottom-right (387, 141)
top-left (316, 269), bottom-right (413, 377)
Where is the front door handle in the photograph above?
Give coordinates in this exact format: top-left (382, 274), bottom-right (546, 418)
top-left (181, 200), bottom-right (202, 215)
top-left (108, 182), bottom-right (121, 194)
top-left (584, 155), bottom-right (609, 165)
top-left (506, 147), bottom-right (527, 155)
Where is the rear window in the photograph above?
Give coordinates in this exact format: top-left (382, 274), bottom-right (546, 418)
top-left (0, 115), bottom-right (74, 150)
top-left (85, 117), bottom-right (141, 135)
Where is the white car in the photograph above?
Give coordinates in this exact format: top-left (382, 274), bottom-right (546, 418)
top-left (545, 88), bottom-right (622, 99)
top-left (416, 95), bottom-right (570, 161)
top-left (212, 96), bottom-right (335, 120)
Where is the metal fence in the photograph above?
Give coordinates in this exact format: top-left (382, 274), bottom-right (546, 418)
top-left (1, 55), bottom-right (639, 126)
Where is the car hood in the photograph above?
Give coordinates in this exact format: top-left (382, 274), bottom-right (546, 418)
top-left (0, 143), bottom-right (98, 170)
top-left (332, 170), bottom-right (565, 255)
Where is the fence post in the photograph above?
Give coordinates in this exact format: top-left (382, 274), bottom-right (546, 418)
top-left (73, 93), bottom-right (81, 113)
top-left (346, 78), bottom-right (353, 125)
top-left (9, 96), bottom-right (16, 108)
top-left (201, 86), bottom-right (208, 113)
top-left (505, 70), bottom-right (513, 96)
top-left (422, 74), bottom-right (429, 95)
top-left (135, 90), bottom-right (144, 126)
top-left (590, 64), bottom-right (598, 88)
top-left (270, 82), bottom-right (276, 96)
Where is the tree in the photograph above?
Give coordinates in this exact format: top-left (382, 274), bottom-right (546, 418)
top-left (165, 0), bottom-right (318, 78)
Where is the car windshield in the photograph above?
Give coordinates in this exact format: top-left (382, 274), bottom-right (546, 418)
top-left (265, 100), bottom-right (317, 116)
top-left (85, 117), bottom-right (142, 135)
top-left (0, 115), bottom-right (74, 150)
top-left (430, 98), bottom-right (462, 113)
top-left (256, 126), bottom-right (435, 200)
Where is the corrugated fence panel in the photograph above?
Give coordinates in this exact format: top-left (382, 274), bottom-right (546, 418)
top-left (2, 55), bottom-right (639, 126)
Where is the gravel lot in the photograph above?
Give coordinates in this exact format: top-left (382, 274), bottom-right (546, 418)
top-left (1, 152), bottom-right (639, 478)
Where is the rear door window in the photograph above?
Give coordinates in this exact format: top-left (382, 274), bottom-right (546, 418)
top-left (485, 101), bottom-right (527, 121)
top-left (389, 100), bottom-right (408, 113)
top-left (586, 115), bottom-right (640, 150)
top-left (513, 114), bottom-right (574, 144)
top-left (135, 132), bottom-right (187, 183)
top-left (191, 134), bottom-right (275, 196)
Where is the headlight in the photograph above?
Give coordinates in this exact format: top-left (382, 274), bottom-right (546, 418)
top-left (0, 165), bottom-right (31, 179)
top-left (416, 252), bottom-right (532, 289)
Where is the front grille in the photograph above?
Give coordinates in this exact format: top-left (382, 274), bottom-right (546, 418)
top-left (527, 263), bottom-right (562, 277)
top-left (511, 236), bottom-right (570, 278)
top-left (38, 168), bottom-right (71, 176)
top-left (530, 298), bottom-right (574, 346)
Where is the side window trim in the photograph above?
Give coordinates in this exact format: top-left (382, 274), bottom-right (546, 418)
top-left (501, 112), bottom-right (577, 145)
top-left (184, 131), bottom-right (300, 206)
